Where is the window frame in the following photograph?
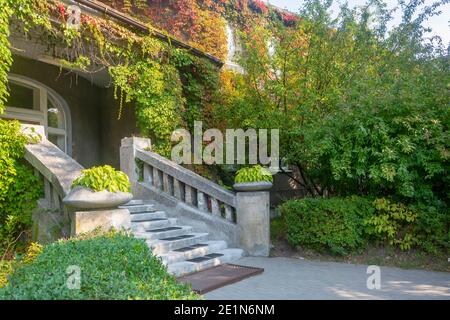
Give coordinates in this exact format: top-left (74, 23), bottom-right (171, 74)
top-left (1, 74), bottom-right (72, 155)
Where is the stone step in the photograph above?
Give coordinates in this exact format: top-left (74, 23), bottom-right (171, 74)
top-left (130, 211), bottom-right (167, 222)
top-left (124, 199), bottom-right (144, 206)
top-left (147, 233), bottom-right (209, 255)
top-left (167, 248), bottom-right (245, 276)
top-left (131, 218), bottom-right (177, 232)
top-left (120, 204), bottom-right (156, 213)
top-left (135, 226), bottom-right (193, 240)
top-left (158, 240), bottom-right (228, 265)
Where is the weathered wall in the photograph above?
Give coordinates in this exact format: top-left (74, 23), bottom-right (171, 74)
top-left (99, 87), bottom-right (140, 169)
top-left (10, 55), bottom-right (139, 168)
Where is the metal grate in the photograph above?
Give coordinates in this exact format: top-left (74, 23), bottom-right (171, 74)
top-left (205, 253), bottom-right (224, 259)
top-left (173, 244), bottom-right (208, 253)
top-left (177, 264), bottom-right (264, 294)
top-left (187, 253), bottom-right (223, 263)
top-left (187, 256), bottom-right (212, 263)
top-left (161, 235), bottom-right (194, 241)
top-left (147, 227), bottom-right (181, 233)
top-left (190, 243), bottom-right (208, 249)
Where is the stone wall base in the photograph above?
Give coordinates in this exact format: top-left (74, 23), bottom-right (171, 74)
top-left (71, 208), bottom-right (131, 236)
top-left (32, 200), bottom-right (71, 244)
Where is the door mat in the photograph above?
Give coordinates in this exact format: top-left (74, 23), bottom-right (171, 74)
top-left (177, 264), bottom-right (264, 294)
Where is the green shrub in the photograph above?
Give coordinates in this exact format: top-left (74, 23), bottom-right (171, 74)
top-left (0, 119), bottom-right (42, 250)
top-left (363, 198), bottom-right (419, 251)
top-left (363, 198), bottom-right (449, 253)
top-left (280, 197), bottom-right (374, 255)
top-left (0, 232), bottom-right (200, 300)
top-left (411, 202), bottom-right (449, 253)
top-left (71, 165), bottom-right (131, 193)
top-left (0, 242), bottom-right (43, 288)
top-left (235, 165), bottom-right (273, 183)
top-left (0, 260), bottom-right (13, 288)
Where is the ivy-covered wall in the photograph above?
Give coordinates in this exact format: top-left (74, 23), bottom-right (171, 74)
top-left (1, 0), bottom-right (226, 159)
top-left (97, 0), bottom-right (299, 60)
top-left (9, 56), bottom-right (144, 168)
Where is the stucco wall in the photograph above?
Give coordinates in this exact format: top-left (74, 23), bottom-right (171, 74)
top-left (10, 55), bottom-right (138, 168)
top-left (99, 87), bottom-right (139, 168)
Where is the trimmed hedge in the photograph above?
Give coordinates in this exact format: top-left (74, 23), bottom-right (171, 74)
top-left (280, 197), bottom-right (374, 255)
top-left (0, 232), bottom-right (200, 300)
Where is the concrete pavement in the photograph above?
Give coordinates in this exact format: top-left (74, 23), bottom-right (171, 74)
top-left (205, 257), bottom-right (450, 300)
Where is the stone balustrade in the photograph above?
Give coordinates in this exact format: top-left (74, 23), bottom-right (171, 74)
top-left (135, 148), bottom-right (237, 224)
top-left (120, 137), bottom-right (271, 256)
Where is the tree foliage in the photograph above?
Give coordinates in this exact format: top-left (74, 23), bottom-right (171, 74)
top-left (212, 0), bottom-right (449, 209)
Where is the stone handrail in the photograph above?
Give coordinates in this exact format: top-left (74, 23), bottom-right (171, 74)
top-left (120, 137), bottom-right (238, 223)
top-left (120, 136), bottom-right (271, 255)
top-left (22, 125), bottom-right (83, 211)
top-left (134, 148), bottom-right (237, 223)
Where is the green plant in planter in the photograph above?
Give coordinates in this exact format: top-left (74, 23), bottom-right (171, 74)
top-left (71, 165), bottom-right (131, 193)
top-left (235, 165), bottom-right (273, 183)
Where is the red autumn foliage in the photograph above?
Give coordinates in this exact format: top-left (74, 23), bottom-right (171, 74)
top-left (249, 0), bottom-right (268, 14)
top-left (57, 3), bottom-right (66, 20)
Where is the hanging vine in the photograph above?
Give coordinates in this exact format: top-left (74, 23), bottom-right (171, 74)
top-left (0, 0), bottom-right (294, 155)
top-left (0, 0), bottom-right (223, 156)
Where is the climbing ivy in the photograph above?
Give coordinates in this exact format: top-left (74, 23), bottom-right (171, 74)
top-left (0, 0), bottom-right (12, 113)
top-left (0, 119), bottom-right (43, 253)
top-left (0, 0), bottom-right (223, 156)
top-left (96, 0), bottom-right (299, 60)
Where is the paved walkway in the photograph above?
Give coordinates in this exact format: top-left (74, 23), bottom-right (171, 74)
top-left (205, 257), bottom-right (450, 300)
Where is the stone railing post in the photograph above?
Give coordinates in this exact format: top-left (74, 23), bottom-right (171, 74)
top-left (120, 137), bottom-right (151, 183)
top-left (234, 182), bottom-right (272, 257)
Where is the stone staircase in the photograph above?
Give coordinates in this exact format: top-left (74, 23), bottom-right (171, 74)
top-left (120, 200), bottom-right (245, 276)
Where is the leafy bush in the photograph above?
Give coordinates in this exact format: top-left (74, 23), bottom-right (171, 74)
top-left (0, 260), bottom-right (13, 288)
top-left (411, 202), bottom-right (449, 253)
top-left (0, 242), bottom-right (43, 288)
top-left (364, 198), bottom-right (448, 253)
top-left (235, 165), bottom-right (273, 183)
top-left (71, 165), bottom-right (131, 193)
top-left (280, 196), bottom-right (448, 254)
top-left (364, 198), bottom-right (419, 251)
top-left (0, 232), bottom-right (200, 300)
top-left (0, 119), bottom-right (42, 250)
top-left (280, 197), bottom-right (374, 255)
top-left (294, 101), bottom-right (449, 208)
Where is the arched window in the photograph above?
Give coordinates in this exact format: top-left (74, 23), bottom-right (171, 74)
top-left (1, 74), bottom-right (72, 155)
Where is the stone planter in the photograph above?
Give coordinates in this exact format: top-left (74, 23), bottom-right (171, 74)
top-left (233, 181), bottom-right (273, 192)
top-left (63, 186), bottom-right (133, 209)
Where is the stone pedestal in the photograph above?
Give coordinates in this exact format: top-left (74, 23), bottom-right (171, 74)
top-left (71, 208), bottom-right (131, 236)
top-left (235, 187), bottom-right (271, 257)
top-left (120, 137), bottom-right (151, 183)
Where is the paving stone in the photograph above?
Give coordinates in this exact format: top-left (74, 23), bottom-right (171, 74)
top-left (205, 257), bottom-right (450, 300)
